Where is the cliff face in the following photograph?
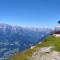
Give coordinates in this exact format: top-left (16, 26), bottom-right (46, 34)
top-left (11, 36), bottom-right (60, 60)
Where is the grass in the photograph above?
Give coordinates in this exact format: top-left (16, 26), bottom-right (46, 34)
top-left (11, 36), bottom-right (60, 60)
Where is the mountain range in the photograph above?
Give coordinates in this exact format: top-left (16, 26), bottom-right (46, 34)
top-left (0, 24), bottom-right (52, 60)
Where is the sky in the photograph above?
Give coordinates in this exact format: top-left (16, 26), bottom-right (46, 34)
top-left (0, 0), bottom-right (60, 28)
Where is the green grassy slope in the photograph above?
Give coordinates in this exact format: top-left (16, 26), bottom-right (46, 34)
top-left (11, 36), bottom-right (60, 60)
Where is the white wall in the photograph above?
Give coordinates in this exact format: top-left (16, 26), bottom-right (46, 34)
top-left (53, 34), bottom-right (60, 37)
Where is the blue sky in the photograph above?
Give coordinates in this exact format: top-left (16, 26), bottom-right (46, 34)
top-left (0, 0), bottom-right (60, 28)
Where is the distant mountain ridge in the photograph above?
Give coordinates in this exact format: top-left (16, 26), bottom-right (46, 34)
top-left (0, 24), bottom-right (51, 60)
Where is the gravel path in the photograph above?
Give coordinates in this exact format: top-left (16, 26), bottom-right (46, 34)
top-left (29, 46), bottom-right (60, 60)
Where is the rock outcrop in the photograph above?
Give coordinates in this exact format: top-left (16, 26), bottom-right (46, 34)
top-left (29, 46), bottom-right (60, 60)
